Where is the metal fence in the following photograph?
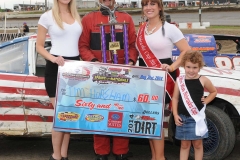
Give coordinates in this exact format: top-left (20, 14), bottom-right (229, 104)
top-left (0, 33), bottom-right (25, 42)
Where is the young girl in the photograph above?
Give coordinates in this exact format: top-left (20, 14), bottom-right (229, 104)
top-left (172, 50), bottom-right (217, 160)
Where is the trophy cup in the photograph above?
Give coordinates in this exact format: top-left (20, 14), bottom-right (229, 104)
top-left (98, 3), bottom-right (129, 64)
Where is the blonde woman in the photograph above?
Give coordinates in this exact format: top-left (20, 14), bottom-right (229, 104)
top-left (36, 0), bottom-right (82, 160)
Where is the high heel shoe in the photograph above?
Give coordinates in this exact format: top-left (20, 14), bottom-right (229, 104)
top-left (49, 155), bottom-right (62, 160)
top-left (61, 157), bottom-right (69, 160)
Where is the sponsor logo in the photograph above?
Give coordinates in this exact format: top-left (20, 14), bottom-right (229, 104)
top-left (134, 115), bottom-right (156, 121)
top-left (62, 67), bottom-right (90, 81)
top-left (142, 110), bottom-right (159, 115)
top-left (57, 112), bottom-right (80, 121)
top-left (92, 67), bottom-right (130, 84)
top-left (107, 112), bottom-right (123, 128)
top-left (194, 38), bottom-right (211, 43)
top-left (132, 75), bottom-right (140, 79)
top-left (139, 75), bottom-right (163, 81)
top-left (111, 114), bottom-right (120, 120)
top-left (191, 47), bottom-right (215, 51)
top-left (115, 24), bottom-right (123, 30)
top-left (85, 114), bottom-right (104, 122)
top-left (128, 114), bottom-right (157, 135)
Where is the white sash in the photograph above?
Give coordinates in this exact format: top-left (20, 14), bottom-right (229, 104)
top-left (177, 75), bottom-right (208, 136)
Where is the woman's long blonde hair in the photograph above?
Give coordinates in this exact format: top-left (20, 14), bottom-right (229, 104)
top-left (52, 0), bottom-right (81, 29)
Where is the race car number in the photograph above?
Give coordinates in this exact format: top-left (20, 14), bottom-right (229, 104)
top-left (173, 56), bottom-right (240, 70)
top-left (214, 56), bottom-right (240, 70)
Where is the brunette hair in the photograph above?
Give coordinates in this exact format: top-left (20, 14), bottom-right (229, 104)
top-left (141, 0), bottom-right (166, 36)
top-left (52, 0), bottom-right (81, 29)
top-left (181, 50), bottom-right (205, 68)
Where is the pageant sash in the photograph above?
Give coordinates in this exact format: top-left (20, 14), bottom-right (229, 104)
top-left (136, 23), bottom-right (176, 100)
top-left (177, 75), bottom-right (208, 136)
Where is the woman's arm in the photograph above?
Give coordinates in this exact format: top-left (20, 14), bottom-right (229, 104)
top-left (162, 38), bottom-right (191, 72)
top-left (36, 25), bottom-right (64, 66)
top-left (172, 38), bottom-right (191, 69)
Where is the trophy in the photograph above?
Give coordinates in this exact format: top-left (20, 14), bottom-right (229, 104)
top-left (98, 3), bottom-right (129, 64)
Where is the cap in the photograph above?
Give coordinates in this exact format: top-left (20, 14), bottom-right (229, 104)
top-left (23, 22), bottom-right (27, 25)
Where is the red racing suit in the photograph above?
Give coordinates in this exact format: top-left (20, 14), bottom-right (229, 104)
top-left (79, 10), bottom-right (138, 64)
top-left (78, 10), bottom-right (138, 155)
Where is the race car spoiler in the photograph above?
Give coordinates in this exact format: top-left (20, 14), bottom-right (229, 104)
top-left (172, 34), bottom-right (217, 56)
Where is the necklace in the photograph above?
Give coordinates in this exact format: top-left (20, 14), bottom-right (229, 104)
top-left (145, 22), bottom-right (159, 35)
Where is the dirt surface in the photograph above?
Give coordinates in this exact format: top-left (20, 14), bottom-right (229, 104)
top-left (181, 28), bottom-right (240, 54)
top-left (0, 134), bottom-right (240, 160)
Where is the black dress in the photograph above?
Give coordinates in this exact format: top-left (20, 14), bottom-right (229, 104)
top-left (178, 76), bottom-right (204, 117)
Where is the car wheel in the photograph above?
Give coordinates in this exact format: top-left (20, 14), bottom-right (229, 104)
top-left (216, 41), bottom-right (222, 51)
top-left (236, 44), bottom-right (240, 53)
top-left (189, 106), bottom-right (235, 160)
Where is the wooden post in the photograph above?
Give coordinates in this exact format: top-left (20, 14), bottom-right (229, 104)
top-left (199, 0), bottom-right (202, 26)
top-left (45, 0), bottom-right (47, 11)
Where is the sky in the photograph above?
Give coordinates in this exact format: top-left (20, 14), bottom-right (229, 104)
top-left (0, 0), bottom-right (53, 9)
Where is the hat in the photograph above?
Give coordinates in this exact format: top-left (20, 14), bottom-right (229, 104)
top-left (23, 22), bottom-right (27, 25)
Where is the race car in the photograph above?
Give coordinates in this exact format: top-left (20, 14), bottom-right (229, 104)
top-left (0, 33), bottom-right (240, 160)
top-left (172, 34), bottom-right (240, 70)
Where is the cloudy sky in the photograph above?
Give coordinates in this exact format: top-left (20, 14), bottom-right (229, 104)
top-left (0, 0), bottom-right (53, 9)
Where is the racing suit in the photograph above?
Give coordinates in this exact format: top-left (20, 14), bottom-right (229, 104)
top-left (79, 9), bottom-right (138, 64)
top-left (78, 9), bottom-right (138, 157)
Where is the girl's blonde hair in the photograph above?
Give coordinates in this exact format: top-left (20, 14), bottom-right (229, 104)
top-left (52, 0), bottom-right (81, 29)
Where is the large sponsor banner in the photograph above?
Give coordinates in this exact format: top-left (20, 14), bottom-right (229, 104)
top-left (53, 61), bottom-right (166, 139)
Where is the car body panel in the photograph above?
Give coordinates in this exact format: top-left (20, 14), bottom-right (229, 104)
top-left (0, 74), bottom-right (27, 135)
top-left (172, 34), bottom-right (240, 70)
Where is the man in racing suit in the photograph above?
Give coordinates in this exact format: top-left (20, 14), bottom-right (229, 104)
top-left (78, 0), bottom-right (138, 159)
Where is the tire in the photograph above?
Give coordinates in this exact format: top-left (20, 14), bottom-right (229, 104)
top-left (189, 106), bottom-right (236, 160)
top-left (216, 42), bottom-right (222, 51)
top-left (236, 44), bottom-right (240, 53)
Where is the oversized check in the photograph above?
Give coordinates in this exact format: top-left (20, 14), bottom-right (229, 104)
top-left (53, 61), bottom-right (166, 139)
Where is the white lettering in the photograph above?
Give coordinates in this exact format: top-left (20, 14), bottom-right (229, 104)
top-left (232, 57), bottom-right (240, 70)
top-left (214, 56), bottom-right (240, 70)
top-left (214, 56), bottom-right (233, 69)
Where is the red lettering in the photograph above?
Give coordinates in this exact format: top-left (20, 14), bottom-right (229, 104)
top-left (180, 83), bottom-right (185, 92)
top-left (97, 104), bottom-right (111, 109)
top-left (191, 108), bottom-right (198, 115)
top-left (75, 99), bottom-right (82, 106)
top-left (114, 103), bottom-right (124, 110)
top-left (141, 116), bottom-right (155, 120)
top-left (74, 99), bottom-right (95, 110)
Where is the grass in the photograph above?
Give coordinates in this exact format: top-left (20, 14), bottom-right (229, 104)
top-left (209, 25), bottom-right (240, 29)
